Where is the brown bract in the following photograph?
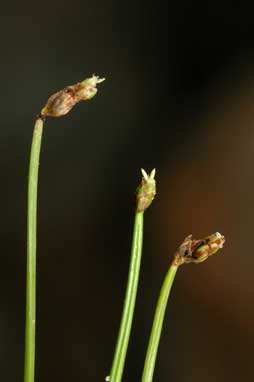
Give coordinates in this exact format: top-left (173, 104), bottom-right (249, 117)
top-left (41, 86), bottom-right (77, 117)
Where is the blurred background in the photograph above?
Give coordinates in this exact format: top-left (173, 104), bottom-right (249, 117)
top-left (1, 1), bottom-right (254, 380)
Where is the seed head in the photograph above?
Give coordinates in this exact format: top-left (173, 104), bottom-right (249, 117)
top-left (41, 75), bottom-right (105, 118)
top-left (174, 232), bottom-right (225, 266)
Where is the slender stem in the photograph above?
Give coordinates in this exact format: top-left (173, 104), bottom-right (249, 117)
top-left (142, 262), bottom-right (179, 382)
top-left (24, 117), bottom-right (44, 382)
top-left (110, 212), bottom-right (144, 382)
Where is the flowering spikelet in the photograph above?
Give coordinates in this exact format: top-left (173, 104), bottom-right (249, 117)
top-left (136, 169), bottom-right (156, 212)
top-left (174, 232), bottom-right (225, 266)
top-left (41, 75), bottom-right (105, 117)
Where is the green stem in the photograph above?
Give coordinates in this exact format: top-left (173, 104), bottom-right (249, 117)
top-left (142, 262), bottom-right (179, 382)
top-left (110, 212), bottom-right (144, 382)
top-left (24, 117), bottom-right (44, 382)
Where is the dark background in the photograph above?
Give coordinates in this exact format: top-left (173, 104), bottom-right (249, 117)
top-left (1, 1), bottom-right (254, 381)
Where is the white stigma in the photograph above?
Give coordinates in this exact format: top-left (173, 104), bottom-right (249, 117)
top-left (150, 168), bottom-right (156, 179)
top-left (141, 168), bottom-right (149, 181)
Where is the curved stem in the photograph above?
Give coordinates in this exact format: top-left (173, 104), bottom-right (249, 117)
top-left (24, 117), bottom-right (44, 382)
top-left (142, 262), bottom-right (179, 382)
top-left (110, 212), bottom-right (144, 382)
